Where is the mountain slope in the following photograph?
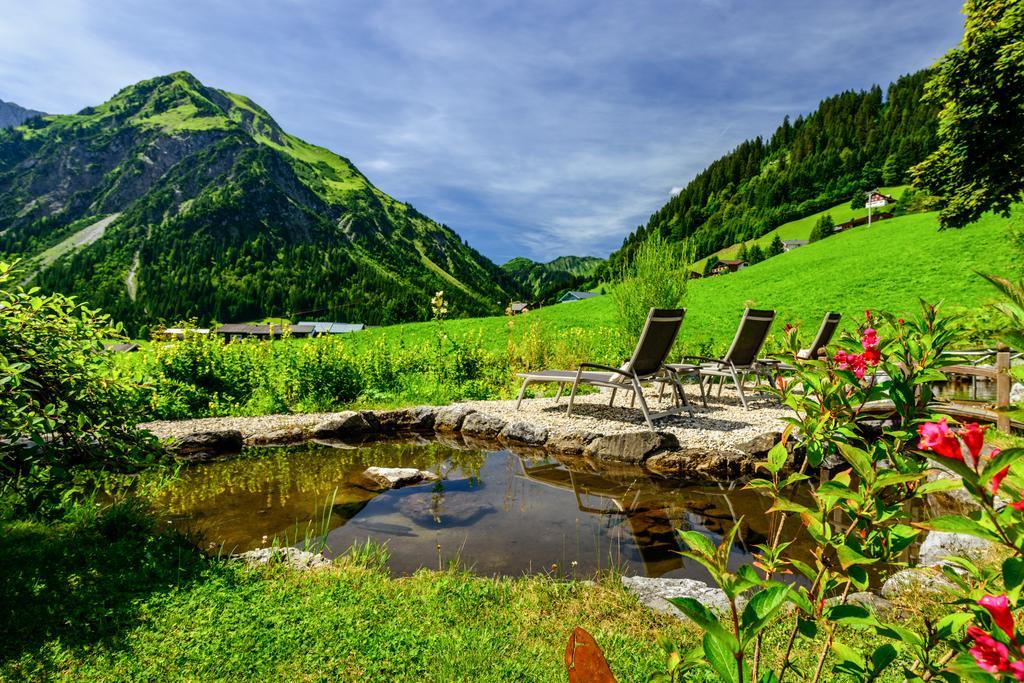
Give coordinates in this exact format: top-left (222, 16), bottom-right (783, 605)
top-left (0, 99), bottom-right (45, 128)
top-left (0, 72), bottom-right (512, 330)
top-left (606, 69), bottom-right (939, 273)
top-left (501, 255), bottom-right (604, 302)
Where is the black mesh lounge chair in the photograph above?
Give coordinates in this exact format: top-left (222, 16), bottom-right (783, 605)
top-left (760, 311), bottom-right (842, 373)
top-left (668, 308), bottom-right (776, 410)
top-left (514, 308), bottom-right (691, 430)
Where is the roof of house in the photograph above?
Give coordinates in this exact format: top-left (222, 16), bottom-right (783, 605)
top-left (509, 302), bottom-right (529, 311)
top-left (561, 291), bottom-right (599, 300)
top-left (216, 323), bottom-right (281, 336)
top-left (289, 324), bottom-right (316, 335)
top-left (299, 321), bottom-right (366, 334)
top-left (161, 327), bottom-right (210, 336)
top-left (718, 259), bottom-right (748, 266)
top-left (782, 240), bottom-right (807, 246)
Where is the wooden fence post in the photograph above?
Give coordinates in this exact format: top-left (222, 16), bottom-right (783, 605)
top-left (996, 343), bottom-right (1011, 411)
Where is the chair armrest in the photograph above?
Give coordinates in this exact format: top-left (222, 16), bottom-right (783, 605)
top-left (577, 362), bottom-right (634, 379)
top-left (678, 355), bottom-right (723, 365)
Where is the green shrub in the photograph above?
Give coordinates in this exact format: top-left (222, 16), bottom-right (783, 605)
top-left (0, 261), bottom-right (160, 513)
top-left (612, 235), bottom-right (690, 341)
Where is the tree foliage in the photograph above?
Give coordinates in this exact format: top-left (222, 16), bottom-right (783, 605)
top-left (913, 0), bottom-right (1024, 228)
top-left (0, 261), bottom-right (159, 513)
top-left (605, 70), bottom-right (938, 275)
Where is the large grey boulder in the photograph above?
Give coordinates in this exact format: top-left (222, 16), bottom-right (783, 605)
top-left (924, 467), bottom-right (983, 517)
top-left (236, 547), bottom-right (332, 571)
top-left (621, 576), bottom-right (740, 617)
top-left (880, 568), bottom-right (957, 600)
top-left (546, 428), bottom-right (599, 454)
top-left (584, 431), bottom-right (677, 464)
top-left (359, 466), bottom-right (438, 490)
top-left (499, 421), bottom-right (548, 446)
top-left (247, 426), bottom-right (305, 446)
top-left (646, 447), bottom-right (759, 478)
top-left (917, 531), bottom-right (992, 568)
top-left (172, 430), bottom-right (243, 459)
top-left (375, 406), bottom-right (437, 433)
top-left (460, 412), bottom-right (507, 439)
top-left (312, 411), bottom-right (375, 439)
top-left (434, 405), bottom-right (476, 432)
top-left (1011, 382), bottom-right (1024, 404)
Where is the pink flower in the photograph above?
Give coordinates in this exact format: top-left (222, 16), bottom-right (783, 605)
top-left (1013, 660), bottom-right (1024, 681)
top-left (969, 626), bottom-right (1011, 674)
top-left (917, 419), bottom-right (963, 462)
top-left (961, 423), bottom-right (988, 466)
top-left (862, 347), bottom-right (881, 366)
top-left (1013, 498), bottom-right (1024, 512)
top-left (853, 363), bottom-right (866, 380)
top-left (992, 464), bottom-right (1011, 496)
top-left (861, 328), bottom-right (879, 351)
top-left (980, 595), bottom-right (1017, 642)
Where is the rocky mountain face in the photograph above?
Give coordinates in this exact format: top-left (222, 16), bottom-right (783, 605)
top-left (0, 72), bottom-right (513, 331)
top-left (0, 98), bottom-right (45, 129)
top-left (501, 255), bottom-right (604, 302)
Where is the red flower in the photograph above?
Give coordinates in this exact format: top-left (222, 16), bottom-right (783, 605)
top-left (834, 350), bottom-right (850, 369)
top-left (1013, 660), bottom-right (1024, 681)
top-left (968, 625), bottom-right (1011, 674)
top-left (917, 419), bottom-right (963, 462)
top-left (992, 464), bottom-right (1011, 496)
top-left (961, 423), bottom-right (988, 466)
top-left (1013, 498), bottom-right (1024, 512)
top-left (980, 595), bottom-right (1017, 642)
top-left (865, 309), bottom-right (872, 320)
top-left (862, 347), bottom-right (881, 366)
top-left (861, 328), bottom-right (879, 351)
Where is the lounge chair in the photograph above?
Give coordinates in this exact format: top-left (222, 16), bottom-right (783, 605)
top-left (764, 311), bottom-right (842, 372)
top-left (668, 308), bottom-right (776, 410)
top-left (514, 308), bottom-right (692, 430)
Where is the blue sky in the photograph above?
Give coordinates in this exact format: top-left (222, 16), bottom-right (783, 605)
top-left (0, 0), bottom-right (965, 263)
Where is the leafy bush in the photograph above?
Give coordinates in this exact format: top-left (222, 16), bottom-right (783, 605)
top-left (0, 261), bottom-right (159, 513)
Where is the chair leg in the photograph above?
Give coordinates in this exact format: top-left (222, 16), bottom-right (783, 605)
top-left (567, 375), bottom-right (583, 416)
top-left (717, 376), bottom-right (725, 397)
top-left (673, 377), bottom-right (694, 417)
top-left (696, 375), bottom-right (708, 407)
top-left (609, 387), bottom-right (617, 406)
top-left (631, 376), bottom-right (656, 431)
top-left (516, 380), bottom-right (530, 410)
top-left (731, 368), bottom-right (749, 410)
top-left (554, 385), bottom-right (564, 402)
top-left (630, 391), bottom-right (636, 408)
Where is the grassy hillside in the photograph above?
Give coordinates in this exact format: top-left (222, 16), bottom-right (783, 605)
top-left (350, 207), bottom-right (1017, 357)
top-left (691, 186), bottom-right (908, 272)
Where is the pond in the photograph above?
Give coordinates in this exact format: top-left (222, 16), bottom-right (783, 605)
top-left (153, 439), bottom-right (818, 580)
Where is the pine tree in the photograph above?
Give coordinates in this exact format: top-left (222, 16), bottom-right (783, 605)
top-left (767, 234), bottom-right (784, 257)
top-left (809, 214), bottom-right (834, 242)
top-left (747, 244), bottom-right (765, 265)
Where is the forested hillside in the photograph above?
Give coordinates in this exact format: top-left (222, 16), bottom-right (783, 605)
top-left (605, 70), bottom-right (939, 272)
top-left (0, 73), bottom-right (513, 332)
top-left (501, 255), bottom-right (603, 302)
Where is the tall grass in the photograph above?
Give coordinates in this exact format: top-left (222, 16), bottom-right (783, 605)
top-left (612, 235), bottom-right (691, 340)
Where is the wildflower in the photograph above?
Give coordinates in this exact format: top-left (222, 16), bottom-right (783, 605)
top-left (961, 423), bottom-right (988, 465)
top-left (861, 328), bottom-right (879, 351)
top-left (862, 347), bottom-right (881, 366)
top-left (1013, 498), bottom-right (1024, 512)
top-left (992, 463), bottom-right (1010, 496)
top-left (1012, 661), bottom-right (1024, 681)
top-left (968, 625), bottom-right (1011, 674)
top-left (917, 418), bottom-right (963, 461)
top-left (834, 350), bottom-right (851, 370)
top-left (979, 594), bottom-right (1017, 642)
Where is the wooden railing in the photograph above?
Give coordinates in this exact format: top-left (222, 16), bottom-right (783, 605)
top-left (942, 343), bottom-right (1013, 409)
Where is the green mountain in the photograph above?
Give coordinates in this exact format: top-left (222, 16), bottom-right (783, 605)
top-left (0, 98), bottom-right (45, 129)
top-left (501, 255), bottom-right (604, 302)
top-left (605, 69), bottom-right (939, 273)
top-left (0, 72), bottom-right (513, 331)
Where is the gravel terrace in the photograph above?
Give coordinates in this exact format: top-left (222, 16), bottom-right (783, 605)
top-left (140, 385), bottom-right (791, 456)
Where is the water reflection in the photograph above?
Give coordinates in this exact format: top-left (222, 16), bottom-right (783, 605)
top-left (153, 438), bottom-right (815, 579)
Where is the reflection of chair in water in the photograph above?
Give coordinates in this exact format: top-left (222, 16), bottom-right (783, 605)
top-left (517, 460), bottom-right (684, 577)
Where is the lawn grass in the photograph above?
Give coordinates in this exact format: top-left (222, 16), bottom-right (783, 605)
top-left (691, 185), bottom-right (909, 272)
top-left (0, 502), bottom-right (942, 682)
top-left (347, 207), bottom-right (1017, 358)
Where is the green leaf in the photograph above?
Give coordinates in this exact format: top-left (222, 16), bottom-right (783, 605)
top-left (740, 586), bottom-right (791, 644)
top-left (677, 530), bottom-right (716, 559)
top-left (869, 643), bottom-right (899, 674)
top-left (765, 442), bottom-right (788, 475)
top-left (836, 544), bottom-right (880, 569)
top-left (703, 632), bottom-right (741, 683)
top-left (917, 478), bottom-right (963, 495)
top-left (915, 515), bottom-right (1002, 543)
top-left (830, 640), bottom-right (867, 670)
top-left (667, 597), bottom-right (736, 647)
top-left (826, 604), bottom-right (879, 627)
top-left (1004, 557), bottom-right (1024, 590)
top-left (982, 448), bottom-right (1024, 486)
top-left (837, 442), bottom-right (875, 484)
top-left (796, 616), bottom-right (818, 639)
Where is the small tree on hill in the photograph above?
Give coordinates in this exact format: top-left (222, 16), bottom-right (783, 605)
top-left (736, 242), bottom-right (748, 261)
top-left (703, 255), bottom-right (720, 276)
top-left (809, 214), bottom-right (834, 242)
top-left (913, 0), bottom-right (1024, 227)
top-left (747, 243), bottom-right (765, 265)
top-left (767, 234), bottom-right (784, 257)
